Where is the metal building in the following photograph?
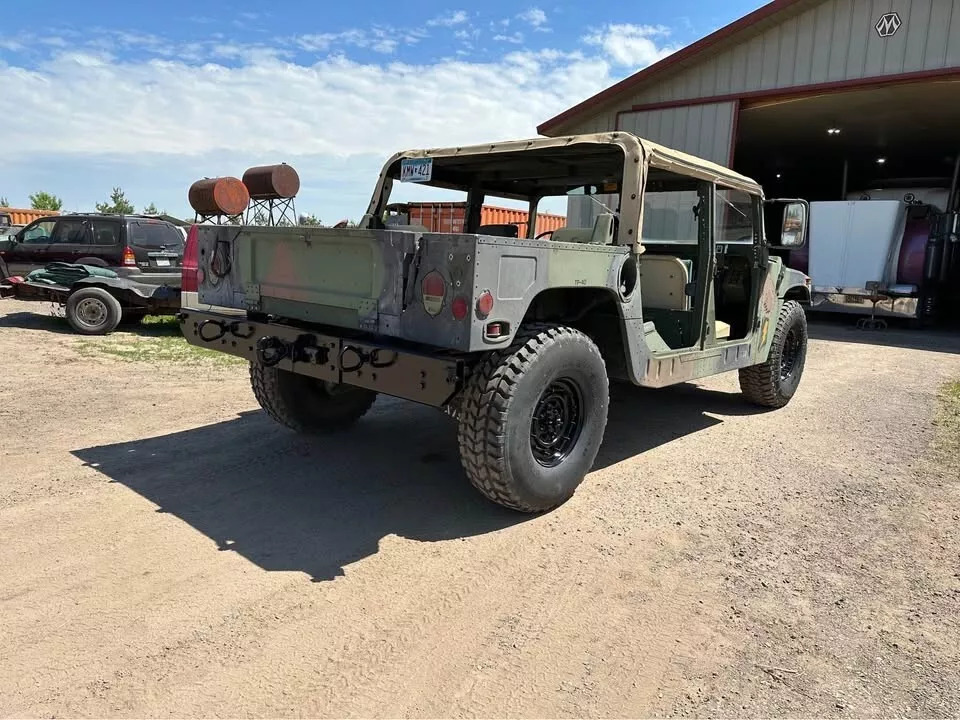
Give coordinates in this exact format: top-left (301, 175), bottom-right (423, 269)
top-left (540, 0), bottom-right (960, 323)
top-left (540, 0), bottom-right (959, 200)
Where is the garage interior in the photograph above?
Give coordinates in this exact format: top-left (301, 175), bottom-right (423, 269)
top-left (733, 77), bottom-right (960, 205)
top-left (733, 76), bottom-right (960, 323)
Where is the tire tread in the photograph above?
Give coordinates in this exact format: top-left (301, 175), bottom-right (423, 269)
top-left (250, 363), bottom-right (376, 433)
top-left (739, 300), bottom-right (807, 408)
top-left (457, 323), bottom-right (606, 512)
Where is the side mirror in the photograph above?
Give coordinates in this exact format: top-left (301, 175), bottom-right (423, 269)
top-left (767, 198), bottom-right (809, 248)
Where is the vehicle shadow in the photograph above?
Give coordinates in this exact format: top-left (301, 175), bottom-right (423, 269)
top-left (72, 382), bottom-right (757, 581)
top-left (0, 310), bottom-right (182, 337)
top-left (597, 381), bottom-right (764, 469)
top-left (807, 316), bottom-right (960, 355)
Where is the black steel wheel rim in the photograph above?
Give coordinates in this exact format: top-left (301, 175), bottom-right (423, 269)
top-left (780, 328), bottom-right (802, 381)
top-left (530, 377), bottom-right (584, 467)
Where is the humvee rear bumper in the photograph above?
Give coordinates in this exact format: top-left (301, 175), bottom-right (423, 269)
top-left (179, 309), bottom-right (463, 407)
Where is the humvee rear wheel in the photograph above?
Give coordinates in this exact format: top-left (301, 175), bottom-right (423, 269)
top-left (457, 324), bottom-right (609, 513)
top-left (739, 300), bottom-right (808, 408)
top-left (250, 363), bottom-right (377, 433)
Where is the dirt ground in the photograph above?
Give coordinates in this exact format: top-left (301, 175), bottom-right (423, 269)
top-left (1, 298), bottom-right (959, 718)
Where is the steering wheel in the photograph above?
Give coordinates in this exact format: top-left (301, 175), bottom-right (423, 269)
top-left (535, 230), bottom-right (554, 240)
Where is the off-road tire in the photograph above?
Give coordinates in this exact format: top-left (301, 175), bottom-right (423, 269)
top-left (739, 300), bottom-right (808, 408)
top-left (65, 287), bottom-right (123, 335)
top-left (457, 323), bottom-right (609, 513)
top-left (250, 363), bottom-right (377, 434)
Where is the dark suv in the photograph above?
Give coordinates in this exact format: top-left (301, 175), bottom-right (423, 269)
top-left (1, 214), bottom-right (184, 278)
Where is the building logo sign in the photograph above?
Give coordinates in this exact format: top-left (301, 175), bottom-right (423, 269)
top-left (875, 12), bottom-right (901, 37)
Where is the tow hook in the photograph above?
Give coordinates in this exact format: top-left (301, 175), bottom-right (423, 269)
top-left (196, 319), bottom-right (257, 343)
top-left (338, 344), bottom-right (398, 372)
top-left (256, 336), bottom-right (288, 367)
top-left (255, 334), bottom-right (331, 368)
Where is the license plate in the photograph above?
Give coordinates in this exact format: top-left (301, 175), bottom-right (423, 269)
top-left (400, 158), bottom-right (433, 183)
top-left (155, 258), bottom-right (170, 267)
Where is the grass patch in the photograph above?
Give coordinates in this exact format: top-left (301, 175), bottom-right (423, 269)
top-left (935, 379), bottom-right (960, 457)
top-left (76, 315), bottom-right (245, 366)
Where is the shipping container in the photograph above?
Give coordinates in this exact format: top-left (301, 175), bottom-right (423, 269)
top-left (0, 208), bottom-right (60, 228)
top-left (388, 202), bottom-right (566, 238)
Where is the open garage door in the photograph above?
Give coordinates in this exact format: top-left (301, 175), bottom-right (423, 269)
top-left (732, 76), bottom-right (960, 324)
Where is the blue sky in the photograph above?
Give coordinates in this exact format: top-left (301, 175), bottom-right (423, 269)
top-left (1, 0), bottom-right (765, 222)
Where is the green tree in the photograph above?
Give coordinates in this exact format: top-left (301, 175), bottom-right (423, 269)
top-left (142, 202), bottom-right (161, 215)
top-left (95, 187), bottom-right (135, 214)
top-left (298, 213), bottom-right (321, 226)
top-left (0, 196), bottom-right (9, 207)
top-left (29, 191), bottom-right (64, 211)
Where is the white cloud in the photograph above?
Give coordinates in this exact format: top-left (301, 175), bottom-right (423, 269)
top-left (294, 27), bottom-right (403, 55)
top-left (493, 32), bottom-right (524, 44)
top-left (583, 23), bottom-right (680, 67)
top-left (427, 10), bottom-right (468, 27)
top-left (517, 8), bottom-right (548, 29)
top-left (0, 24), bottom-right (678, 219)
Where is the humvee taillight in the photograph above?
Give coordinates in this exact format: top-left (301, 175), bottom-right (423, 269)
top-left (421, 270), bottom-right (446, 316)
top-left (451, 296), bottom-right (468, 320)
top-left (476, 289), bottom-right (494, 318)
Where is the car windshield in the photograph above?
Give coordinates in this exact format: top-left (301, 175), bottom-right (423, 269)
top-left (127, 221), bottom-right (184, 249)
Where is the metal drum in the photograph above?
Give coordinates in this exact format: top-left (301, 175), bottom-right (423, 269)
top-left (242, 163), bottom-right (300, 200)
top-left (188, 177), bottom-right (250, 217)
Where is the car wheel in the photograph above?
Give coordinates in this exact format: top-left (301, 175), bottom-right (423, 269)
top-left (739, 300), bottom-right (808, 408)
top-left (457, 323), bottom-right (609, 513)
top-left (66, 287), bottom-right (123, 335)
top-left (249, 362), bottom-right (378, 433)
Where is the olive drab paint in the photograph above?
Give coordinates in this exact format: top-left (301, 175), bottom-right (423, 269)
top-left (182, 132), bottom-right (811, 399)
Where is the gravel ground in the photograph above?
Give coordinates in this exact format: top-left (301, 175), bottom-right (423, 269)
top-left (1, 298), bottom-right (959, 718)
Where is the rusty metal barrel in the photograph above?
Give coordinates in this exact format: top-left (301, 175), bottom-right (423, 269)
top-left (188, 177), bottom-right (250, 217)
top-left (242, 163), bottom-right (300, 200)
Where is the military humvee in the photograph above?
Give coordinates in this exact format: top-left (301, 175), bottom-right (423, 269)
top-left (180, 133), bottom-right (811, 512)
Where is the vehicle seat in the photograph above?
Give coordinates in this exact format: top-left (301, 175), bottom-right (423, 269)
top-left (639, 254), bottom-right (690, 310)
top-left (714, 320), bottom-right (731, 340)
top-left (551, 213), bottom-right (616, 245)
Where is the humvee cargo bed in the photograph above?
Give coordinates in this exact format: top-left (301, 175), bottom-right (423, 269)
top-left (181, 132), bottom-right (811, 512)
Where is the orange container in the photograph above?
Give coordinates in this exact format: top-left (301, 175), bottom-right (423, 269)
top-left (402, 202), bottom-right (565, 237)
top-left (0, 208), bottom-right (60, 226)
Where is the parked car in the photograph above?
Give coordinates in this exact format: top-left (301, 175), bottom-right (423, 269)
top-left (0, 213), bottom-right (184, 278)
top-left (0, 214), bottom-right (185, 334)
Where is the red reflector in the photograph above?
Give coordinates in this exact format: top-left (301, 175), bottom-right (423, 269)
top-left (451, 296), bottom-right (468, 320)
top-left (421, 270), bottom-right (446, 316)
top-left (122, 246), bottom-right (136, 267)
top-left (486, 322), bottom-right (503, 337)
top-left (476, 289), bottom-right (494, 318)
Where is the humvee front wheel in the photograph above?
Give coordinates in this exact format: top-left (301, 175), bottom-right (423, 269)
top-left (739, 300), bottom-right (808, 408)
top-left (250, 363), bottom-right (377, 433)
top-left (457, 324), bottom-right (609, 513)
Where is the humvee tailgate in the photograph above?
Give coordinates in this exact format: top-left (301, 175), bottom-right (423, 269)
top-left (195, 225), bottom-right (477, 345)
top-left (198, 226), bottom-right (406, 328)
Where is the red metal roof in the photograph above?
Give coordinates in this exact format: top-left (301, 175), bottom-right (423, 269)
top-left (537, 0), bottom-right (811, 135)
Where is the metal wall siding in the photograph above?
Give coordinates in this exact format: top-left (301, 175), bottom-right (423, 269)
top-left (622, 0), bottom-right (960, 106)
top-left (927, 0), bottom-right (954, 66)
top-left (618, 101), bottom-right (737, 166)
